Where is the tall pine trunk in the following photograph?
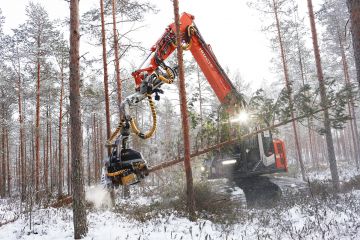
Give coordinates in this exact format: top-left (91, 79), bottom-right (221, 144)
top-left (35, 41), bottom-right (41, 200)
top-left (112, 0), bottom-right (122, 110)
top-left (173, 0), bottom-right (196, 219)
top-left (67, 116), bottom-right (71, 195)
top-left (92, 114), bottom-right (98, 182)
top-left (337, 22), bottom-right (360, 167)
top-left (16, 69), bottom-right (26, 200)
top-left (111, 0), bottom-right (130, 198)
top-left (58, 63), bottom-right (64, 197)
top-left (348, 0), bottom-right (360, 87)
top-left (272, 0), bottom-right (306, 180)
top-left (1, 114), bottom-right (5, 198)
top-left (307, 0), bottom-right (340, 191)
top-left (6, 129), bottom-right (10, 196)
top-left (100, 0), bottom-right (111, 146)
top-left (69, 0), bottom-right (88, 237)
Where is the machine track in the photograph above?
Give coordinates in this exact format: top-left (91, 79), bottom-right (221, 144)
top-left (233, 176), bottom-right (282, 208)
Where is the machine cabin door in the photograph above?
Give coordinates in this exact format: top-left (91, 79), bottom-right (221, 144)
top-left (273, 139), bottom-right (287, 171)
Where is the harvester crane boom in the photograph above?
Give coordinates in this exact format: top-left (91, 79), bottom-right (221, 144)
top-left (102, 12), bottom-right (287, 190)
top-left (132, 13), bottom-right (244, 107)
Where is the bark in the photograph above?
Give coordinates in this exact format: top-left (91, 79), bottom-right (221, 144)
top-left (100, 0), bottom-right (111, 146)
top-left (1, 119), bottom-right (5, 198)
top-left (6, 129), bottom-right (10, 196)
top-left (337, 22), bottom-right (360, 167)
top-left (49, 108), bottom-right (53, 191)
top-left (58, 63), bottom-right (64, 197)
top-left (307, 0), bottom-right (340, 191)
top-left (87, 128), bottom-right (91, 186)
top-left (95, 118), bottom-right (104, 182)
top-left (173, 0), bottom-right (196, 219)
top-left (67, 117), bottom-right (71, 195)
top-left (347, 0), bottom-right (360, 87)
top-left (112, 0), bottom-right (129, 198)
top-left (45, 107), bottom-right (49, 194)
top-left (112, 0), bottom-right (122, 111)
top-left (16, 68), bottom-right (26, 200)
top-left (35, 40), bottom-right (41, 200)
top-left (293, 6), bottom-right (315, 169)
top-left (272, 0), bottom-right (306, 180)
top-left (69, 0), bottom-right (88, 238)
top-left (92, 114), bottom-right (98, 182)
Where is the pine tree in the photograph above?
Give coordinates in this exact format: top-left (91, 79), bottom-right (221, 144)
top-left (173, 0), bottom-right (196, 219)
top-left (99, 0), bottom-right (111, 149)
top-left (21, 2), bottom-right (56, 199)
top-left (347, 0), bottom-right (360, 87)
top-left (69, 0), bottom-right (88, 238)
top-left (307, 0), bottom-right (340, 191)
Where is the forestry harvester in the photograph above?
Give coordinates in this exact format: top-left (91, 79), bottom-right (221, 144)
top-left (102, 12), bottom-right (288, 205)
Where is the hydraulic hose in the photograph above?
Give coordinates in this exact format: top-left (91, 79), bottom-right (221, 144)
top-left (106, 121), bottom-right (123, 146)
top-left (130, 95), bottom-right (157, 139)
top-left (158, 67), bottom-right (175, 84)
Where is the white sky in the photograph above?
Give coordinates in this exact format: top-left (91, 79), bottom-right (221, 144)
top-left (0, 0), bottom-right (282, 91)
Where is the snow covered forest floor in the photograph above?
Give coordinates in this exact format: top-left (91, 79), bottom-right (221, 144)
top-left (1, 163), bottom-right (360, 240)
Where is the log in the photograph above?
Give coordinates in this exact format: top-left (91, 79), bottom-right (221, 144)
top-left (148, 108), bottom-right (327, 173)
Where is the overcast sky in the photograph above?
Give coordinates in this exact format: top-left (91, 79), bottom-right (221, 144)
top-left (0, 0), bottom-right (297, 91)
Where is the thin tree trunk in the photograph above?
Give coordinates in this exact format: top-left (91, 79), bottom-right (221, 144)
top-left (293, 4), bottom-right (315, 169)
top-left (347, 0), bottom-right (360, 87)
top-left (67, 116), bottom-right (71, 195)
top-left (49, 108), bottom-right (53, 192)
top-left (31, 127), bottom-right (35, 188)
top-left (112, 0), bottom-right (129, 199)
top-left (272, 0), bottom-right (306, 180)
top-left (98, 120), bottom-right (104, 176)
top-left (16, 69), bottom-right (26, 200)
top-left (112, 0), bottom-right (122, 111)
top-left (87, 129), bottom-right (91, 186)
top-left (337, 23), bottom-right (360, 167)
top-left (16, 147), bottom-right (19, 194)
top-left (45, 107), bottom-right (49, 195)
top-left (69, 0), bottom-right (88, 237)
top-left (6, 129), bottom-right (10, 196)
top-left (1, 118), bottom-right (6, 198)
top-left (307, 0), bottom-right (340, 191)
top-left (173, 0), bottom-right (196, 219)
top-left (58, 64), bottom-right (64, 197)
top-left (100, 0), bottom-right (111, 149)
top-left (92, 114), bottom-right (98, 183)
top-left (35, 42), bottom-right (41, 200)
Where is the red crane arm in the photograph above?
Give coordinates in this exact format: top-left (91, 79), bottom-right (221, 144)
top-left (132, 12), bottom-right (244, 107)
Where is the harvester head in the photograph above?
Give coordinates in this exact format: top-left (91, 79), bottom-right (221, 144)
top-left (106, 148), bottom-right (149, 187)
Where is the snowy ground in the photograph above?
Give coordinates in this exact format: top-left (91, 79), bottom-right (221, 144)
top-left (1, 188), bottom-right (360, 239)
top-left (306, 161), bottom-right (360, 182)
top-left (1, 164), bottom-right (360, 240)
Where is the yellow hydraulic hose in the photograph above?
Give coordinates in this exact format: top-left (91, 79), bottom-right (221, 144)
top-left (130, 95), bottom-right (157, 139)
top-left (106, 121), bottom-right (123, 146)
top-left (158, 67), bottom-right (175, 84)
top-left (107, 169), bottom-right (125, 177)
